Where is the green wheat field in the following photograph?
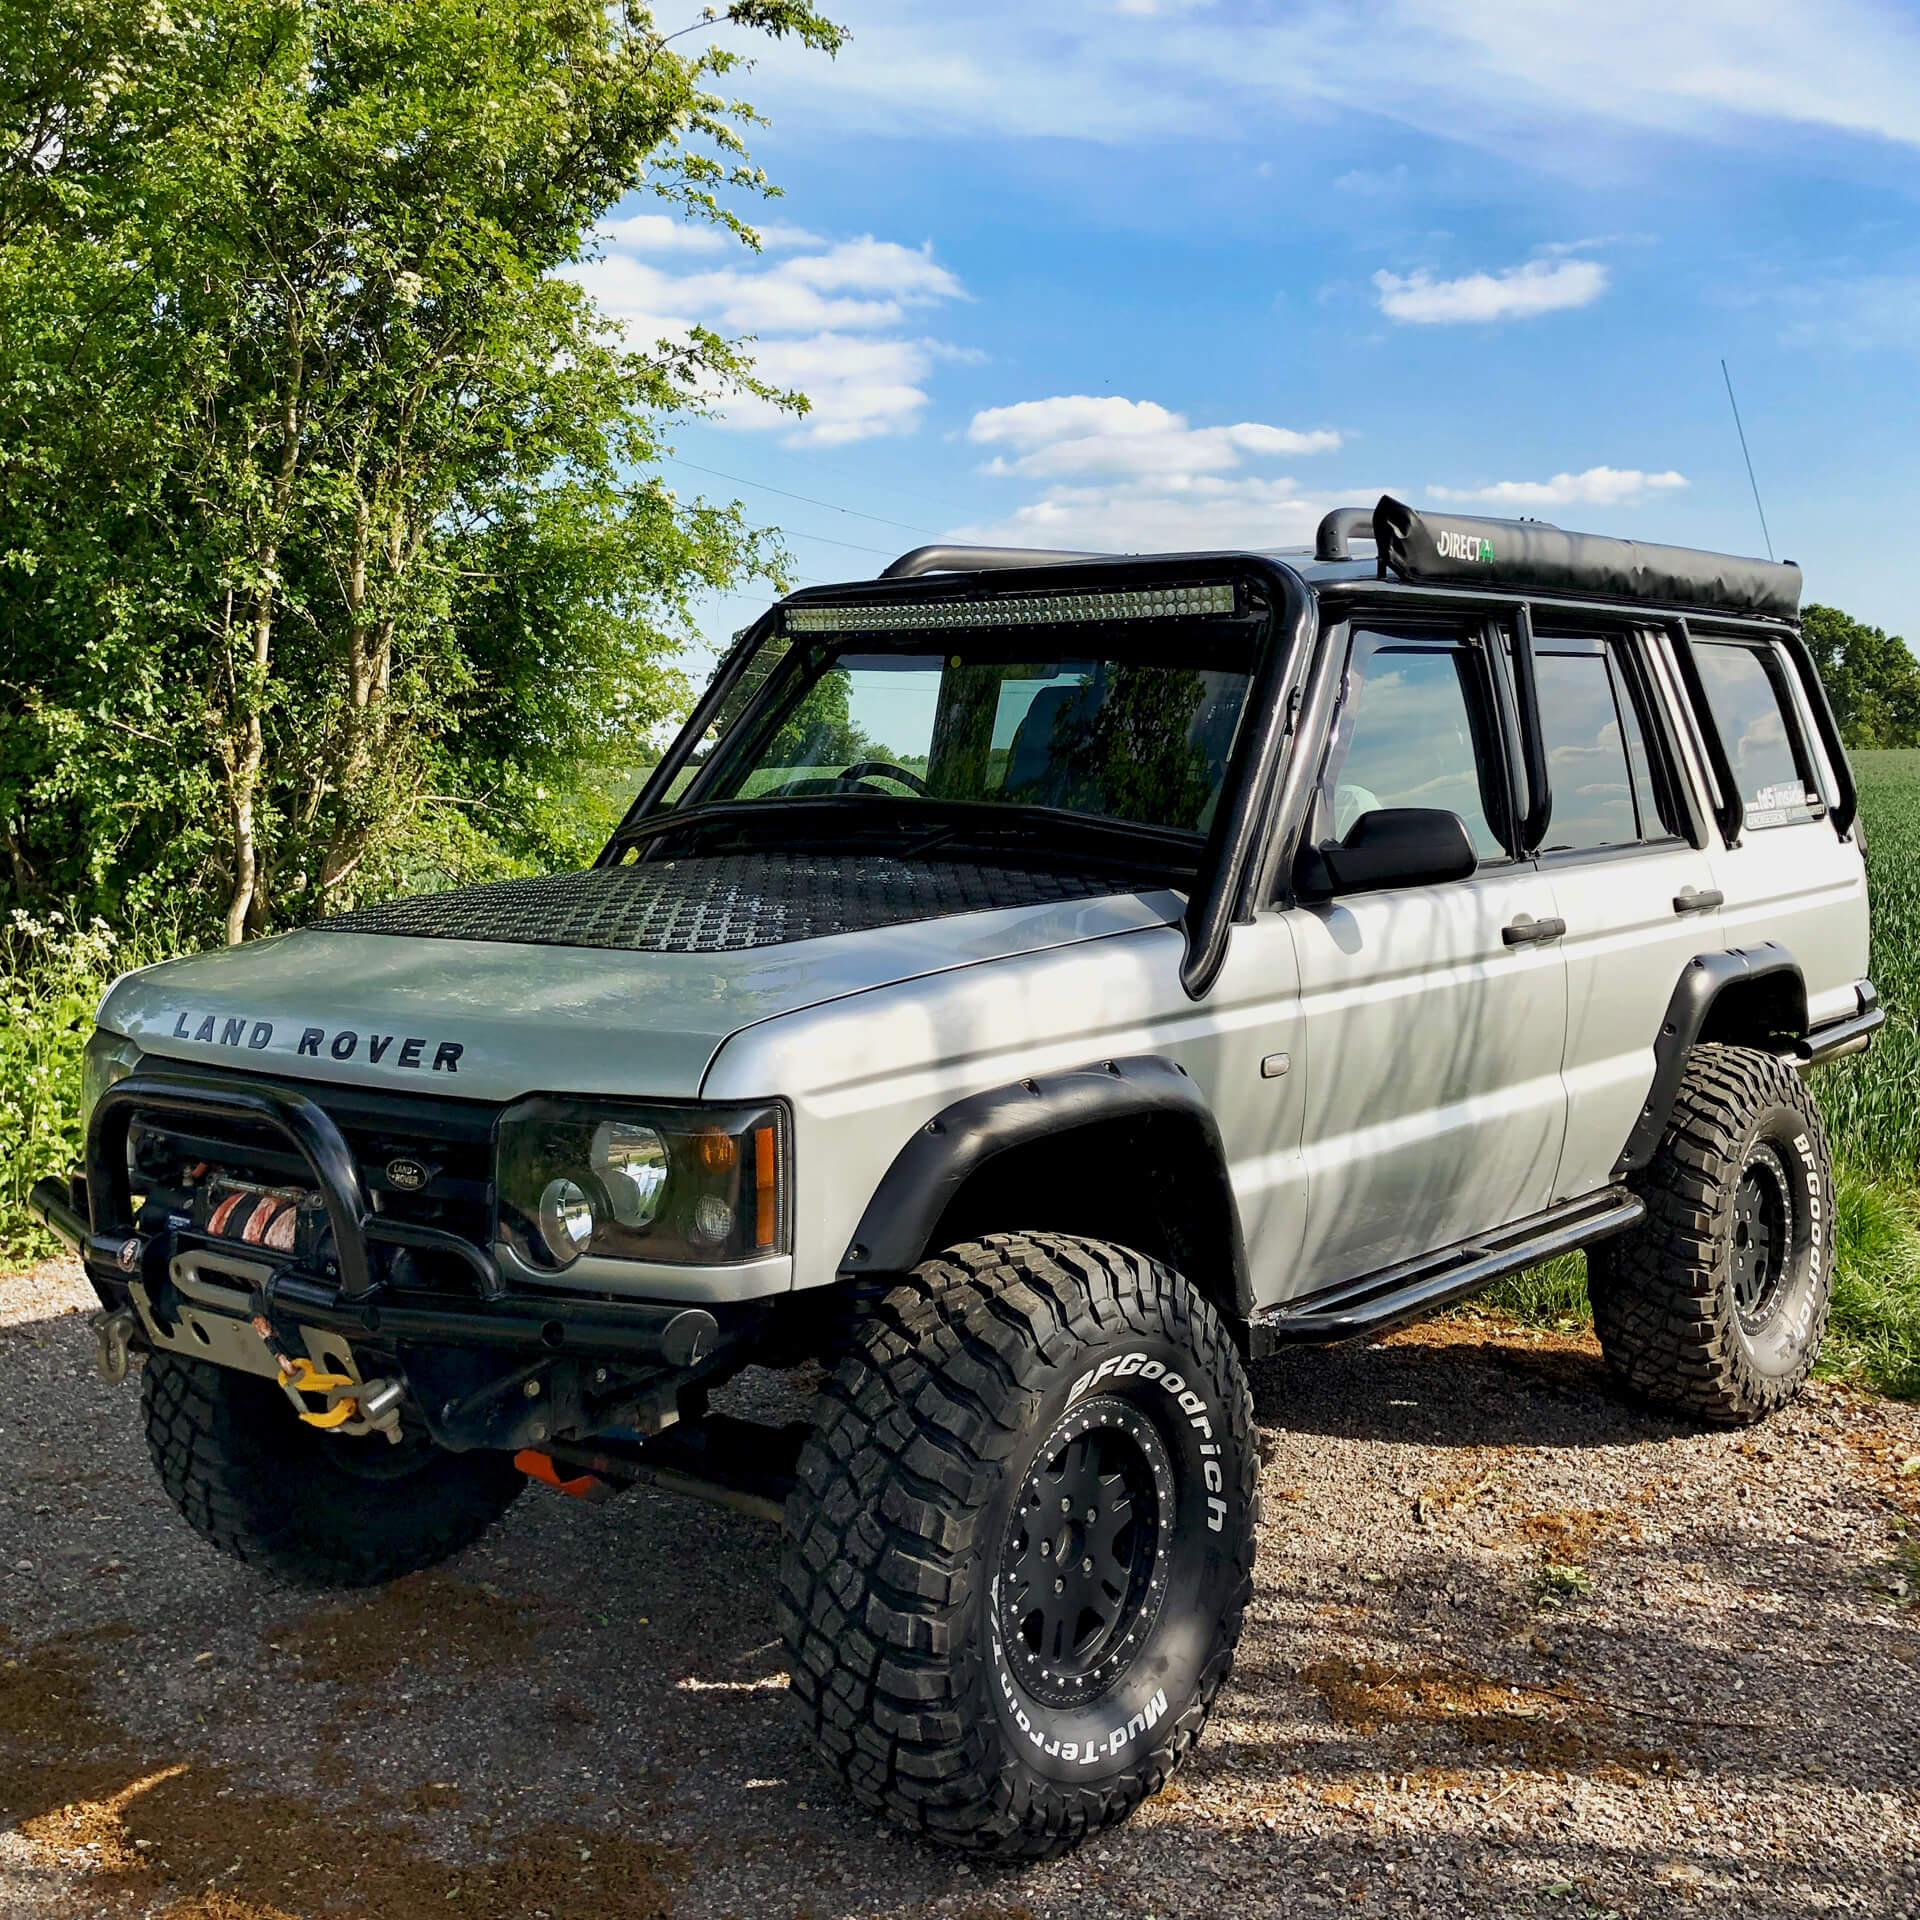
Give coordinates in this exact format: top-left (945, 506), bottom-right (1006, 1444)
top-left (1487, 748), bottom-right (1920, 1395)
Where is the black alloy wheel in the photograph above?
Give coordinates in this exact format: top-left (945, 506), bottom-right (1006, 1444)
top-left (1729, 1143), bottom-right (1793, 1332)
top-left (997, 1398), bottom-right (1173, 1710)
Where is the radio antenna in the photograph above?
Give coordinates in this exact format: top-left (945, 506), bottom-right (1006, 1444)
top-left (1720, 358), bottom-right (1774, 561)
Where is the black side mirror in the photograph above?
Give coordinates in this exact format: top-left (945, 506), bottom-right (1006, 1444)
top-left (1301, 807), bottom-right (1478, 896)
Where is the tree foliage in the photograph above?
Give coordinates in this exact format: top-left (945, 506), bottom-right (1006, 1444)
top-left (1805, 603), bottom-right (1920, 750)
top-left (0, 0), bottom-right (842, 941)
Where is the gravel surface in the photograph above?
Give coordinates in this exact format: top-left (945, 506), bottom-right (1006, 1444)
top-left (4, 1254), bottom-right (1919, 1919)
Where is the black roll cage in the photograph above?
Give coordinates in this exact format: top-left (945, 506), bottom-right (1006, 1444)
top-left (605, 556), bottom-right (1859, 1001)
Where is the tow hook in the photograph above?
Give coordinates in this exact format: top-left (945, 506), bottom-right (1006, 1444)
top-left (272, 1354), bottom-right (407, 1443)
top-left (90, 1306), bottom-right (138, 1386)
top-left (248, 1314), bottom-right (405, 1444)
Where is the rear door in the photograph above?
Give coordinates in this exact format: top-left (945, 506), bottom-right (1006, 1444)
top-left (1686, 633), bottom-right (1871, 1025)
top-left (1520, 626), bottom-right (1723, 1198)
top-left (1286, 621), bottom-right (1568, 1286)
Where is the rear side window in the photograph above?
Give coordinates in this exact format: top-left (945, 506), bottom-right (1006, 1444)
top-left (1530, 638), bottom-right (1683, 853)
top-left (1693, 640), bottom-right (1823, 830)
top-left (1317, 636), bottom-right (1509, 862)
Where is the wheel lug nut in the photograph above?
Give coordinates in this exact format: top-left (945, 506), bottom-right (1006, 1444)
top-left (1060, 1497), bottom-right (1071, 1513)
top-left (1081, 1557), bottom-right (1093, 1573)
top-left (1040, 1541), bottom-right (1052, 1557)
top-left (1054, 1578), bottom-right (1065, 1594)
top-left (1085, 1508), bottom-right (1097, 1523)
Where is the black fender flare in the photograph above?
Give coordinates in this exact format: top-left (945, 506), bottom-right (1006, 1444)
top-left (1614, 943), bottom-right (1806, 1174)
top-left (840, 1055), bottom-right (1253, 1317)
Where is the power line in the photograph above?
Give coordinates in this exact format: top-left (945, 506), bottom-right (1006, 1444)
top-left (775, 526), bottom-right (898, 559)
top-left (1720, 358), bottom-right (1775, 562)
top-left (664, 455), bottom-right (938, 540)
top-left (756, 443), bottom-right (980, 520)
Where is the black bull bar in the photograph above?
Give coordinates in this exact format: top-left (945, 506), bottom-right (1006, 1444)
top-left (30, 1072), bottom-right (718, 1369)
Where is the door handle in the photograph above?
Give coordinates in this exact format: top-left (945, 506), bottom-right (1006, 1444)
top-left (1502, 914), bottom-right (1566, 946)
top-left (1673, 886), bottom-right (1725, 915)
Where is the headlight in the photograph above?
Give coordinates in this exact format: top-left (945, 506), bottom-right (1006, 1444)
top-left (80, 1029), bottom-right (143, 1143)
top-left (497, 1098), bottom-right (788, 1271)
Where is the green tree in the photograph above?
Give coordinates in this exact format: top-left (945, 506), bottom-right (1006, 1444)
top-left (0, 0), bottom-right (842, 940)
top-left (1805, 603), bottom-right (1920, 750)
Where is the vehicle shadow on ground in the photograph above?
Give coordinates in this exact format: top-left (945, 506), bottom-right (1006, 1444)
top-left (1248, 1319), bottom-right (1694, 1452)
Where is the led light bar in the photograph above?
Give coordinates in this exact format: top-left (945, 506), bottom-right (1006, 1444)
top-left (784, 582), bottom-right (1236, 634)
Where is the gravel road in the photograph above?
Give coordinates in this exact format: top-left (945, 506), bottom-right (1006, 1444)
top-left (4, 1255), bottom-right (1919, 1920)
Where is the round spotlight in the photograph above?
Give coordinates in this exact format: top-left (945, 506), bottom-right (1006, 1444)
top-left (537, 1177), bottom-right (596, 1265)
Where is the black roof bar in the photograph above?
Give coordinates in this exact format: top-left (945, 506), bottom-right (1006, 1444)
top-left (881, 543), bottom-right (1112, 579)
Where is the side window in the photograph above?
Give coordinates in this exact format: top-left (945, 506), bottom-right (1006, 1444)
top-left (1316, 635), bottom-right (1509, 862)
top-left (1532, 649), bottom-right (1639, 852)
top-left (1530, 635), bottom-right (1689, 854)
top-left (1693, 639), bottom-right (1824, 830)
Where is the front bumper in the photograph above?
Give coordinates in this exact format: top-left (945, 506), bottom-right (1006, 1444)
top-left (33, 1071), bottom-right (761, 1447)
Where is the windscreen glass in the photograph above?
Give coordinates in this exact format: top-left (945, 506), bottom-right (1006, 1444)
top-left (692, 628), bottom-right (1253, 835)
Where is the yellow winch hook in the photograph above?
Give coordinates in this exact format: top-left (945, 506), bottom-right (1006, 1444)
top-left (278, 1354), bottom-right (360, 1429)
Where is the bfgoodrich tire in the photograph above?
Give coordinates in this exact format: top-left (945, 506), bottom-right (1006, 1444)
top-left (1589, 1042), bottom-right (1834, 1425)
top-left (142, 1351), bottom-right (525, 1588)
top-left (777, 1233), bottom-right (1258, 1860)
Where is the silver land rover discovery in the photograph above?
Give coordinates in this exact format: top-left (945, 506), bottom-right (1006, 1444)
top-left (36, 496), bottom-right (1882, 1857)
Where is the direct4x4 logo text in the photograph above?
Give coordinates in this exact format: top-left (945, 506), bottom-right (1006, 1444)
top-left (168, 1010), bottom-right (465, 1072)
top-left (1436, 530), bottom-right (1495, 563)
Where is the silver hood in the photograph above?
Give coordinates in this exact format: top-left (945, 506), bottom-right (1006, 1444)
top-left (99, 890), bottom-right (1182, 1104)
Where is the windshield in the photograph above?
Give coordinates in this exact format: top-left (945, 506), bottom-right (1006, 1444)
top-left (684, 628), bottom-right (1253, 836)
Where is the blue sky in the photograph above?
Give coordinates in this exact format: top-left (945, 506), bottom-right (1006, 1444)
top-left (570, 0), bottom-right (1920, 664)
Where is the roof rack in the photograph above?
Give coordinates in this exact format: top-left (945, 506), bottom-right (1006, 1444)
top-left (1317, 496), bottom-right (1800, 620)
top-left (880, 543), bottom-right (1112, 579)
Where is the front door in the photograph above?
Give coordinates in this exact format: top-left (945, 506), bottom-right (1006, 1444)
top-left (1287, 624), bottom-right (1569, 1287)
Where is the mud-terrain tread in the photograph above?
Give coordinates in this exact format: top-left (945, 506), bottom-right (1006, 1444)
top-left (1589, 1043), bottom-right (1831, 1426)
top-left (142, 1351), bottom-right (524, 1589)
top-left (776, 1232), bottom-right (1257, 1859)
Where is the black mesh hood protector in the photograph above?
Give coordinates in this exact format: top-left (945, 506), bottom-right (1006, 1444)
top-left (1372, 495), bottom-right (1802, 619)
top-left (314, 852), bottom-right (1134, 954)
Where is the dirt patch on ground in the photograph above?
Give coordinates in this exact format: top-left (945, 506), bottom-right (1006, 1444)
top-left (1298, 1656), bottom-right (1674, 1781)
top-left (20, 1756), bottom-right (686, 1920)
top-left (272, 1571), bottom-right (548, 1690)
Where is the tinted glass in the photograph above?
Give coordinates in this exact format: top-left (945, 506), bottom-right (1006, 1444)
top-left (1612, 649), bottom-right (1672, 836)
top-left (1695, 641), bottom-right (1817, 829)
top-left (1320, 644), bottom-right (1504, 860)
top-left (1533, 651), bottom-right (1640, 851)
top-left (704, 645), bottom-right (1250, 834)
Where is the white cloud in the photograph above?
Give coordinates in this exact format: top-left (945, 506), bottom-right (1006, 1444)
top-left (565, 225), bottom-right (968, 443)
top-left (591, 215), bottom-right (828, 256)
top-left (1373, 257), bottom-right (1609, 324)
top-left (1430, 467), bottom-right (1690, 508)
top-left (966, 395), bottom-right (1340, 479)
top-left (738, 1), bottom-right (1920, 159)
top-left (949, 393), bottom-right (1356, 551)
top-left (947, 475), bottom-right (1377, 555)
